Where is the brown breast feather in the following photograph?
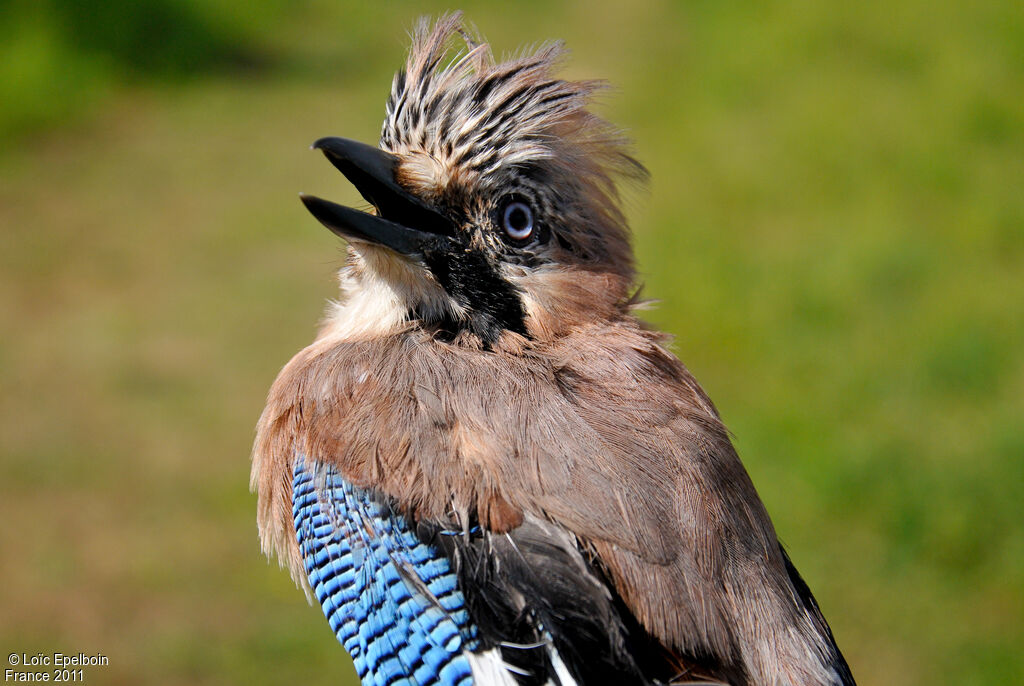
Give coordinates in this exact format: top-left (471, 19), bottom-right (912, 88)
top-left (252, 318), bottom-right (829, 682)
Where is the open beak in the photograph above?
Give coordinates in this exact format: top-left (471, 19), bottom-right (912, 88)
top-left (300, 137), bottom-right (455, 256)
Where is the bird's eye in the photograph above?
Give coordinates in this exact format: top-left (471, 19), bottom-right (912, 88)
top-left (501, 201), bottom-right (534, 241)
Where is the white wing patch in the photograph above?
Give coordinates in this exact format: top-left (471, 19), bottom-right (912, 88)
top-left (466, 642), bottom-right (580, 686)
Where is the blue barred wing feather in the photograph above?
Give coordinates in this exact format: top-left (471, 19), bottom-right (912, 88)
top-left (291, 454), bottom-right (672, 686)
top-left (292, 456), bottom-right (479, 686)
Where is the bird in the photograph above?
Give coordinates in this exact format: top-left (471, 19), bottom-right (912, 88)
top-left (251, 12), bottom-right (855, 686)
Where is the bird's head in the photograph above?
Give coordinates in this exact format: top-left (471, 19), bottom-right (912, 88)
top-left (304, 13), bottom-right (647, 347)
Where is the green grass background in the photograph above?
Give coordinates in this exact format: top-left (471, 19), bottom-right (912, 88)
top-left (1, 1), bottom-right (1021, 684)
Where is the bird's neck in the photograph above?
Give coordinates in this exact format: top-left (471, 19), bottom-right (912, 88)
top-left (318, 249), bottom-right (458, 343)
top-left (317, 274), bottom-right (524, 350)
top-left (319, 249), bottom-right (636, 348)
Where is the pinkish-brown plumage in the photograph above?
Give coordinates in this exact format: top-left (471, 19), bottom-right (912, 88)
top-left (253, 13), bottom-right (853, 686)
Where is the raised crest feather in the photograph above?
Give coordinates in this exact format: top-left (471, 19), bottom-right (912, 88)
top-left (381, 12), bottom-right (647, 278)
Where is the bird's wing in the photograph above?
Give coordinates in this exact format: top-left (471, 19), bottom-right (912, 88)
top-left (292, 453), bottom-right (480, 685)
top-left (517, 327), bottom-right (854, 686)
top-left (428, 510), bottom-right (676, 685)
top-left (294, 453), bottom-right (602, 686)
top-left (257, 326), bottom-right (851, 685)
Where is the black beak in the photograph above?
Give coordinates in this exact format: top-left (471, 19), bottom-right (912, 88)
top-left (300, 137), bottom-right (455, 257)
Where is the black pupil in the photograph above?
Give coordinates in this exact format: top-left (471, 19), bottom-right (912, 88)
top-left (508, 206), bottom-right (528, 231)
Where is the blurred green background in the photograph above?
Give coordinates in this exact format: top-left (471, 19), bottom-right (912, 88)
top-left (1, 1), bottom-right (1021, 684)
